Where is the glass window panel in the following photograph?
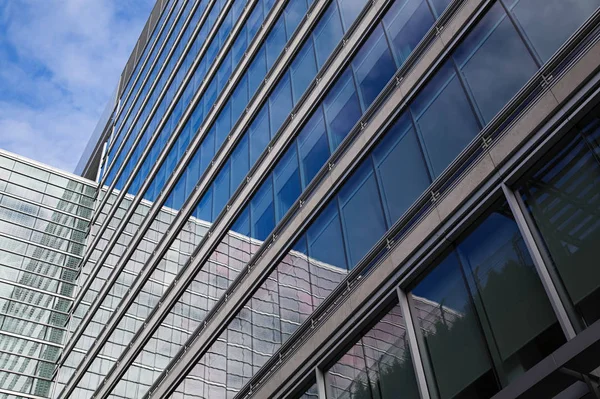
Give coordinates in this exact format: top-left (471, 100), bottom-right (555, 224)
top-left (519, 111), bottom-right (600, 326)
top-left (249, 106), bottom-right (271, 166)
top-left (307, 202), bottom-right (347, 271)
top-left (266, 18), bottom-right (287, 71)
top-left (273, 144), bottom-right (301, 222)
top-left (250, 177), bottom-right (275, 242)
top-left (285, 0), bottom-right (308, 36)
top-left (411, 252), bottom-right (498, 399)
top-left (298, 108), bottom-right (330, 187)
top-left (230, 134), bottom-right (250, 193)
top-left (212, 163), bottom-right (231, 220)
top-left (290, 40), bottom-right (318, 103)
top-left (383, 0), bottom-right (435, 66)
top-left (411, 200), bottom-right (564, 399)
top-left (326, 302), bottom-right (420, 399)
top-left (372, 113), bottom-right (431, 225)
top-left (507, 0), bottom-right (600, 62)
top-left (337, 0), bottom-right (368, 30)
top-left (352, 24), bottom-right (396, 109)
top-left (411, 61), bottom-right (480, 177)
top-left (456, 203), bottom-right (563, 376)
top-left (453, 3), bottom-right (537, 124)
top-left (338, 161), bottom-right (387, 268)
top-left (194, 186), bottom-right (213, 223)
top-left (216, 103), bottom-right (232, 149)
top-left (312, 2), bottom-right (344, 67)
top-left (269, 73), bottom-right (293, 135)
top-left (200, 127), bottom-right (216, 175)
top-left (249, 48), bottom-right (267, 97)
top-left (232, 76), bottom-right (249, 125)
top-left (323, 68), bottom-right (362, 151)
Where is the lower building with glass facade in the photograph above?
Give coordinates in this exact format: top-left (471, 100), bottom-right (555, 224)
top-left (0, 150), bottom-right (95, 398)
top-left (1, 0), bottom-right (600, 398)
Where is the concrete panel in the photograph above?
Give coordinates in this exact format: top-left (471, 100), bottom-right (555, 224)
top-left (435, 152), bottom-right (496, 222)
top-left (489, 90), bottom-right (559, 166)
top-left (400, 37), bottom-right (445, 96)
top-left (439, 0), bottom-right (482, 47)
top-left (551, 39), bottom-right (600, 104)
top-left (389, 208), bottom-right (442, 268)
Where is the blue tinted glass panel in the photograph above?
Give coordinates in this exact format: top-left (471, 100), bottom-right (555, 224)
top-left (249, 106), bottom-right (271, 166)
top-left (212, 163), bottom-right (231, 219)
top-left (337, 0), bottom-right (367, 30)
top-left (230, 134), bottom-right (249, 193)
top-left (298, 108), bottom-right (330, 187)
top-left (266, 19), bottom-right (287, 71)
top-left (233, 26), bottom-right (247, 67)
top-left (312, 2), bottom-right (344, 67)
top-left (373, 113), bottom-right (431, 225)
top-left (216, 103), bottom-right (232, 149)
top-left (273, 144), bottom-right (301, 222)
top-left (248, 2), bottom-right (264, 39)
top-left (231, 205), bottom-right (251, 236)
top-left (290, 40), bottom-right (318, 103)
top-left (383, 0), bottom-right (434, 66)
top-left (232, 76), bottom-right (249, 124)
top-left (251, 176), bottom-right (275, 241)
top-left (285, 0), bottom-right (308, 36)
top-left (200, 127), bottom-right (216, 174)
top-left (249, 48), bottom-right (267, 97)
top-left (338, 161), bottom-right (387, 267)
top-left (411, 61), bottom-right (480, 177)
top-left (323, 69), bottom-right (361, 150)
top-left (269, 73), bottom-right (293, 134)
top-left (307, 202), bottom-right (347, 270)
top-left (454, 3), bottom-right (537, 124)
top-left (352, 24), bottom-right (395, 109)
top-left (194, 186), bottom-right (213, 222)
top-left (507, 0), bottom-right (599, 62)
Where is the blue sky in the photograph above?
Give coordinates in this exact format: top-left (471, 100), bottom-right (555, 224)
top-left (0, 0), bottom-right (154, 172)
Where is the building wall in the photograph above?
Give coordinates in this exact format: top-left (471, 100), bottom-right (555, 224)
top-left (51, 0), bottom-right (600, 398)
top-left (0, 150), bottom-right (96, 398)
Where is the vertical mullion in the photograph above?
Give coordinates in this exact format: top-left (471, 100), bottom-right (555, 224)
top-left (396, 287), bottom-right (432, 399)
top-left (501, 183), bottom-right (577, 340)
top-left (315, 366), bottom-right (327, 399)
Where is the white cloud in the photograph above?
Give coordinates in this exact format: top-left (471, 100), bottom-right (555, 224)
top-left (0, 0), bottom-right (155, 173)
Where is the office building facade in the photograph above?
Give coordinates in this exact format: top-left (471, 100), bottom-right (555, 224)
top-left (1, 0), bottom-right (599, 398)
top-left (0, 150), bottom-right (95, 398)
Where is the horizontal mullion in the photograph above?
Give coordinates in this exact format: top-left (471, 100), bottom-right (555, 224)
top-left (0, 188), bottom-right (93, 226)
top-left (0, 330), bottom-right (63, 349)
top-left (0, 232), bottom-right (83, 261)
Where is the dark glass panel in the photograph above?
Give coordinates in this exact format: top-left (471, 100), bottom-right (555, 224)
top-left (323, 69), bottom-right (362, 151)
top-left (338, 161), bottom-right (387, 268)
top-left (372, 113), bottom-right (431, 225)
